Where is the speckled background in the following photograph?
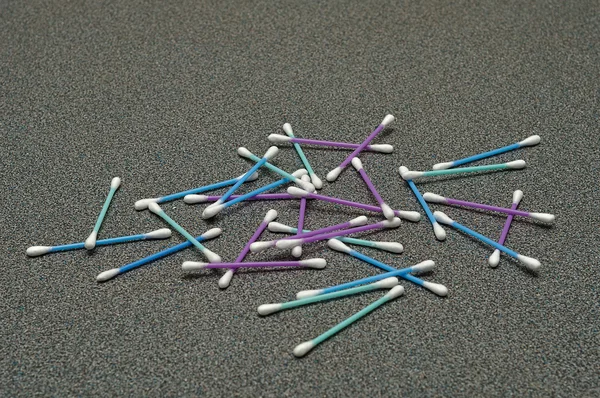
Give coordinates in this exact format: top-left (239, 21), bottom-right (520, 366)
top-left (1, 0), bottom-right (599, 396)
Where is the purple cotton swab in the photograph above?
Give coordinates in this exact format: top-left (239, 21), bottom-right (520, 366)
top-left (268, 134), bottom-right (394, 153)
top-left (292, 175), bottom-right (310, 258)
top-left (184, 193), bottom-right (298, 204)
top-left (489, 190), bottom-right (523, 267)
top-left (218, 209), bottom-right (278, 289)
top-left (326, 114), bottom-right (396, 181)
top-left (351, 158), bottom-right (395, 220)
top-left (183, 258), bottom-right (326, 271)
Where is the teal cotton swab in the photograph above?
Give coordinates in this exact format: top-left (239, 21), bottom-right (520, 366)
top-left (85, 177), bottom-right (121, 250)
top-left (283, 123), bottom-right (323, 189)
top-left (400, 160), bottom-right (526, 180)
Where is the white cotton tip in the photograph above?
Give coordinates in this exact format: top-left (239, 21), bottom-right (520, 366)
top-left (530, 213), bottom-right (555, 223)
top-left (291, 246), bottom-right (303, 258)
top-left (111, 177), bottom-right (122, 189)
top-left (263, 209), bottom-right (278, 223)
top-left (433, 222), bottom-right (447, 241)
top-left (350, 216), bottom-right (369, 227)
top-left (506, 160), bottom-right (526, 169)
top-left (310, 173), bottom-right (323, 190)
top-left (282, 123), bottom-right (294, 137)
top-left (327, 239), bottom-right (352, 253)
top-left (268, 133), bottom-right (292, 143)
top-left (96, 268), bottom-right (121, 282)
top-left (351, 157), bottom-right (363, 170)
top-left (433, 211), bottom-right (454, 225)
top-left (518, 135), bottom-right (541, 147)
top-left (369, 144), bottom-right (394, 153)
top-left (423, 192), bottom-right (447, 203)
top-left (381, 114), bottom-right (396, 126)
top-left (237, 147), bottom-right (253, 158)
top-left (296, 289), bottom-right (323, 299)
top-left (204, 201), bottom-right (222, 211)
top-left (512, 190), bottom-right (524, 204)
top-left (181, 261), bottom-right (207, 271)
top-left (300, 258), bottom-right (327, 269)
top-left (292, 169), bottom-right (308, 178)
top-left (385, 285), bottom-right (405, 299)
top-left (202, 204), bottom-right (224, 219)
top-left (201, 228), bottom-right (222, 240)
top-left (276, 239), bottom-right (302, 249)
top-left (374, 242), bottom-right (404, 253)
top-left (148, 202), bottom-right (163, 214)
top-left (397, 211), bottom-right (421, 222)
top-left (375, 277), bottom-right (399, 289)
top-left (287, 186), bottom-right (310, 198)
top-left (145, 228), bottom-right (172, 239)
top-left (203, 249), bottom-right (222, 263)
top-left (293, 341), bottom-right (316, 357)
top-left (382, 217), bottom-right (401, 228)
top-left (264, 146), bottom-right (279, 160)
top-left (183, 195), bottom-right (208, 204)
top-left (258, 303), bottom-right (284, 316)
top-left (26, 246), bottom-right (52, 257)
top-left (297, 179), bottom-right (316, 193)
top-left (518, 255), bottom-right (541, 271)
top-left (218, 270), bottom-right (234, 289)
top-left (250, 241), bottom-right (275, 253)
top-left (432, 161), bottom-right (453, 170)
top-left (381, 203), bottom-right (395, 220)
top-left (301, 174), bottom-right (311, 182)
top-left (326, 167), bottom-right (343, 182)
top-left (135, 198), bottom-right (159, 210)
top-left (411, 260), bottom-right (436, 274)
top-left (246, 171), bottom-right (259, 181)
top-left (400, 170), bottom-right (423, 180)
top-left (84, 231), bottom-right (97, 250)
top-left (268, 222), bottom-right (295, 233)
top-left (423, 282), bottom-right (448, 297)
top-left (488, 249), bottom-right (501, 267)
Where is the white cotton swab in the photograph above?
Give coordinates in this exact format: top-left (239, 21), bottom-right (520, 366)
top-left (292, 175), bottom-right (310, 258)
top-left (489, 190), bottom-right (523, 267)
top-left (400, 160), bottom-right (526, 180)
top-left (85, 177), bottom-right (121, 250)
top-left (351, 158), bottom-right (395, 219)
top-left (283, 123), bottom-right (323, 189)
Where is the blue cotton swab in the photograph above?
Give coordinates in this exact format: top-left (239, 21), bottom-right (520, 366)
top-left (432, 135), bottom-right (540, 170)
top-left (400, 160), bottom-right (526, 180)
top-left (27, 228), bottom-right (172, 257)
top-left (96, 228), bottom-right (222, 282)
top-left (283, 123), bottom-right (323, 189)
top-left (85, 177), bottom-right (122, 250)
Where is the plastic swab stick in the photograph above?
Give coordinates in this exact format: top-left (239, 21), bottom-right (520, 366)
top-left (489, 190), bottom-right (523, 267)
top-left (183, 193), bottom-right (298, 204)
top-left (85, 177), bottom-right (121, 250)
top-left (283, 124), bottom-right (323, 189)
top-left (433, 135), bottom-right (541, 170)
top-left (292, 175), bottom-right (310, 257)
top-left (351, 158), bottom-right (395, 219)
top-left (268, 134), bottom-right (393, 153)
top-left (182, 258), bottom-right (326, 271)
top-left (400, 160), bottom-right (526, 180)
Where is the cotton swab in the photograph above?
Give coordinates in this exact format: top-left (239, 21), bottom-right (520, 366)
top-left (296, 260), bottom-right (434, 298)
top-left (283, 123), bottom-right (323, 189)
top-left (327, 240), bottom-right (447, 296)
top-left (398, 166), bottom-right (446, 241)
top-left (292, 175), bottom-right (309, 258)
top-left (326, 114), bottom-right (396, 182)
top-left (134, 172), bottom-right (259, 210)
top-left (351, 158), bottom-right (395, 219)
top-left (433, 135), bottom-right (541, 170)
top-left (276, 218), bottom-right (401, 250)
top-left (489, 190), bottom-right (523, 267)
top-left (182, 258), bottom-right (326, 271)
top-left (258, 277), bottom-right (399, 316)
top-left (268, 134), bottom-right (394, 153)
top-left (85, 177), bottom-right (121, 250)
top-left (293, 286), bottom-right (404, 357)
top-left (183, 193), bottom-right (298, 204)
top-left (148, 203), bottom-right (221, 262)
top-left (200, 169), bottom-right (308, 218)
top-left (433, 211), bottom-right (541, 271)
top-left (237, 147), bottom-right (316, 192)
top-left (400, 160), bottom-right (526, 180)
top-left (219, 209), bottom-right (278, 289)
top-left (286, 187), bottom-right (421, 222)
top-left (96, 228), bottom-right (221, 282)
top-left (267, 222), bottom-right (404, 253)
top-left (423, 192), bottom-right (555, 223)
top-left (27, 228), bottom-right (172, 257)
top-left (250, 216), bottom-right (368, 253)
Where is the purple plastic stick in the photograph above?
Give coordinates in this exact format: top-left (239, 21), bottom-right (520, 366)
top-left (298, 197), bottom-right (307, 233)
top-left (204, 261), bottom-right (320, 269)
top-left (288, 137), bottom-right (387, 152)
top-left (277, 217), bottom-right (366, 242)
top-left (489, 191), bottom-right (523, 267)
top-left (358, 168), bottom-right (385, 205)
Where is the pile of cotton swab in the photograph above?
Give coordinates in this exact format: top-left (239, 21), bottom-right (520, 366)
top-left (27, 114), bottom-right (553, 357)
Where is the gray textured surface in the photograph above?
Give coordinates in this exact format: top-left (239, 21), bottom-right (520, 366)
top-left (1, 0), bottom-right (599, 396)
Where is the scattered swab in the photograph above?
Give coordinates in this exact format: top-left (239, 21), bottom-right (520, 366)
top-left (183, 193), bottom-right (298, 204)
top-left (148, 203), bottom-right (221, 262)
top-left (400, 160), bottom-right (526, 180)
top-left (326, 114), bottom-right (396, 181)
top-left (296, 260), bottom-right (434, 298)
top-left (292, 175), bottom-right (310, 258)
top-left (134, 172), bottom-right (259, 210)
top-left (267, 222), bottom-right (403, 253)
top-left (283, 123), bottom-right (323, 189)
top-left (489, 190), bottom-right (523, 267)
top-left (258, 277), bottom-right (399, 316)
top-left (327, 240), bottom-right (447, 296)
top-left (85, 177), bottom-right (121, 250)
top-left (182, 258), bottom-right (326, 271)
top-left (238, 147), bottom-right (316, 192)
top-left (398, 166), bottom-right (446, 241)
top-left (268, 134), bottom-right (394, 153)
top-left (200, 169), bottom-right (307, 218)
top-left (293, 286), bottom-right (404, 357)
top-left (96, 228), bottom-right (221, 282)
top-left (351, 158), bottom-right (395, 219)
top-left (276, 218), bottom-right (401, 250)
top-left (286, 187), bottom-right (421, 222)
top-left (434, 211), bottom-right (541, 271)
top-left (433, 135), bottom-right (541, 170)
top-left (27, 228), bottom-right (171, 257)
top-left (423, 192), bottom-right (555, 223)
top-left (219, 209), bottom-right (278, 289)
